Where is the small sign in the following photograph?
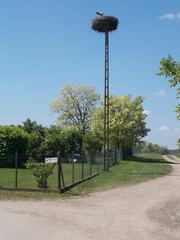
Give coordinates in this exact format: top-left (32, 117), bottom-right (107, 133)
top-left (45, 157), bottom-right (57, 164)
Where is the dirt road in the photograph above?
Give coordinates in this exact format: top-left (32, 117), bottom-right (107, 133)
top-left (0, 156), bottom-right (180, 240)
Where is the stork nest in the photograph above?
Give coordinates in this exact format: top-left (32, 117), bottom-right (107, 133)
top-left (92, 16), bottom-right (119, 33)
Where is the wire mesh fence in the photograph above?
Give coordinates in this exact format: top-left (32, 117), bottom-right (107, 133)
top-left (0, 149), bottom-right (123, 192)
top-left (60, 151), bottom-right (102, 188)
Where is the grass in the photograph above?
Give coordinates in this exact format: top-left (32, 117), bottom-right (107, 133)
top-left (0, 190), bottom-right (63, 201)
top-left (0, 163), bottom-right (99, 189)
top-left (174, 153), bottom-right (180, 158)
top-left (69, 152), bottom-right (172, 195)
top-left (0, 153), bottom-right (172, 200)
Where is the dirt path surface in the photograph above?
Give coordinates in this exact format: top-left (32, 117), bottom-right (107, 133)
top-left (0, 155), bottom-right (180, 240)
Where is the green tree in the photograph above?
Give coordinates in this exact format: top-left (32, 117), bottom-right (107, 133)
top-left (140, 141), bottom-right (169, 154)
top-left (45, 126), bottom-right (82, 156)
top-left (62, 127), bottom-right (82, 154)
top-left (83, 131), bottom-right (102, 151)
top-left (44, 126), bottom-right (63, 155)
top-left (158, 56), bottom-right (180, 149)
top-left (50, 84), bottom-right (100, 134)
top-left (177, 139), bottom-right (180, 149)
top-left (91, 95), bottom-right (150, 155)
top-left (158, 55), bottom-right (180, 119)
top-left (20, 119), bottom-right (46, 161)
top-left (27, 130), bottom-right (46, 161)
top-left (21, 118), bottom-right (39, 133)
top-left (0, 126), bottom-right (29, 167)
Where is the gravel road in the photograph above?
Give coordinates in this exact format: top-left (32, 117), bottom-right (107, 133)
top-left (0, 155), bottom-right (180, 240)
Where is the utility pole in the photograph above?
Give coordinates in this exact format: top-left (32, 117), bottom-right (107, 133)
top-left (92, 13), bottom-right (119, 171)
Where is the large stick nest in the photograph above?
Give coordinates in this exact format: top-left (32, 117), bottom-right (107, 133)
top-left (92, 15), bottom-right (119, 33)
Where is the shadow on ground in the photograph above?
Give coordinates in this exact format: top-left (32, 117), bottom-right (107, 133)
top-left (126, 155), bottom-right (175, 164)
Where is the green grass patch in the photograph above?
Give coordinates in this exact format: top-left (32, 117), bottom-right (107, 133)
top-left (69, 153), bottom-right (172, 195)
top-left (0, 153), bottom-right (172, 199)
top-left (0, 163), bottom-right (99, 189)
top-left (174, 153), bottom-right (180, 158)
top-left (0, 190), bottom-right (63, 201)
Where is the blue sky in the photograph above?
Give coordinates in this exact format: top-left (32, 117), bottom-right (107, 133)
top-left (0, 0), bottom-right (179, 149)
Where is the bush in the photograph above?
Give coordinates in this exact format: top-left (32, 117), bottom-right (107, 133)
top-left (45, 126), bottom-right (82, 155)
top-left (0, 126), bottom-right (29, 167)
top-left (26, 161), bottom-right (52, 188)
top-left (83, 132), bottom-right (102, 151)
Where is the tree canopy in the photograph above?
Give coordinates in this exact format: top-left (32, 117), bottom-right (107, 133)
top-left (139, 141), bottom-right (169, 155)
top-left (158, 55), bottom-right (180, 120)
top-left (0, 126), bottom-right (29, 167)
top-left (158, 56), bottom-right (180, 149)
top-left (0, 126), bottom-right (29, 155)
top-left (91, 95), bottom-right (150, 150)
top-left (44, 126), bottom-right (82, 155)
top-left (50, 84), bottom-right (100, 134)
top-left (19, 119), bottom-right (46, 161)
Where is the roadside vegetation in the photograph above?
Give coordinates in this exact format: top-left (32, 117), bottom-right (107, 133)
top-left (137, 142), bottom-right (169, 155)
top-left (0, 162), bottom-right (99, 189)
top-left (0, 153), bottom-right (172, 200)
top-left (69, 153), bottom-right (172, 195)
top-left (0, 84), bottom-right (150, 168)
top-left (0, 81), bottom-right (178, 198)
top-left (174, 153), bottom-right (180, 158)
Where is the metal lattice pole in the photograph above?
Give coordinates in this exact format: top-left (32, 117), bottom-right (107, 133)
top-left (92, 13), bottom-right (119, 172)
top-left (104, 32), bottom-right (109, 171)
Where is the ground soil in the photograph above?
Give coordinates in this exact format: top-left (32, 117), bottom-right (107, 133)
top-left (0, 155), bottom-right (180, 240)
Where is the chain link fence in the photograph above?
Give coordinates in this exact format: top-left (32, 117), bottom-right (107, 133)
top-left (0, 149), bottom-right (123, 192)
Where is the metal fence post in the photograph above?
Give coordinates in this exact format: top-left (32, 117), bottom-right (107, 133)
top-left (81, 154), bottom-right (84, 180)
top-left (15, 151), bottom-right (18, 189)
top-left (57, 151), bottom-right (61, 192)
top-left (90, 160), bottom-right (92, 176)
top-left (97, 153), bottom-right (100, 173)
top-left (96, 154), bottom-right (99, 173)
top-left (72, 155), bottom-right (74, 184)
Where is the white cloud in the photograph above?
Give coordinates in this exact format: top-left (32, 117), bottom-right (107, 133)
top-left (173, 128), bottom-right (180, 133)
top-left (154, 90), bottom-right (166, 97)
top-left (158, 126), bottom-right (180, 134)
top-left (158, 125), bottom-right (171, 133)
top-left (143, 110), bottom-right (150, 116)
top-left (160, 12), bottom-right (180, 20)
top-left (177, 12), bottom-right (180, 19)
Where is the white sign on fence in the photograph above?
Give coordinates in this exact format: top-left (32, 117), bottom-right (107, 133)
top-left (45, 157), bottom-right (57, 164)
